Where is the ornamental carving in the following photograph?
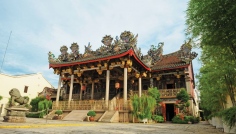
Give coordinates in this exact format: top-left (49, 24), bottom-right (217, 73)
top-left (102, 35), bottom-right (113, 47)
top-left (179, 39), bottom-right (198, 63)
top-left (142, 55), bottom-right (153, 66)
top-left (48, 31), bottom-right (198, 66)
top-left (48, 31), bottom-right (140, 63)
top-left (147, 42), bottom-right (164, 64)
top-left (120, 31), bottom-right (138, 49)
top-left (69, 42), bottom-right (81, 61)
top-left (58, 45), bottom-right (70, 62)
top-left (48, 51), bottom-right (60, 63)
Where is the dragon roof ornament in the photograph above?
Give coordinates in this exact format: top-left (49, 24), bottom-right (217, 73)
top-left (179, 39), bottom-right (198, 63)
top-left (48, 31), bottom-right (197, 66)
top-left (48, 31), bottom-right (140, 63)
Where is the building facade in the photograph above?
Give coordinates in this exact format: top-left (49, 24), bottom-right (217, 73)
top-left (0, 73), bottom-right (54, 116)
top-left (49, 31), bottom-right (198, 121)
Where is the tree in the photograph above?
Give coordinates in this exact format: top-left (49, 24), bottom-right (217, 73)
top-left (186, 0), bottom-right (236, 59)
top-left (131, 87), bottom-right (160, 120)
top-left (186, 0), bottom-right (236, 112)
top-left (176, 89), bottom-right (190, 115)
top-left (0, 95), bottom-right (2, 101)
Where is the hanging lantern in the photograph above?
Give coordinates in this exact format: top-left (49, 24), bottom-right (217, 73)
top-left (115, 82), bottom-right (120, 89)
top-left (82, 85), bottom-right (86, 91)
top-left (156, 76), bottom-right (160, 81)
top-left (176, 74), bottom-right (181, 79)
top-left (128, 67), bottom-right (132, 72)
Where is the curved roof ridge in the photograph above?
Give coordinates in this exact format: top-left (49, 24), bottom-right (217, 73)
top-left (161, 50), bottom-right (181, 57)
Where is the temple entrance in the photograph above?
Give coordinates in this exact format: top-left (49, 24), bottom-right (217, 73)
top-left (166, 104), bottom-right (175, 121)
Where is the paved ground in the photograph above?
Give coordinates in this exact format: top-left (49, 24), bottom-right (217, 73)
top-left (0, 118), bottom-right (224, 134)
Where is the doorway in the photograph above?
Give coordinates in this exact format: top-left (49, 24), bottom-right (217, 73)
top-left (166, 104), bottom-right (175, 121)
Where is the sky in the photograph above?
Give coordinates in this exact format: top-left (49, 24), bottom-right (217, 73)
top-left (0, 0), bottom-right (201, 88)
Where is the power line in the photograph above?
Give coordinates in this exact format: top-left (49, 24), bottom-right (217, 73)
top-left (0, 31), bottom-right (12, 73)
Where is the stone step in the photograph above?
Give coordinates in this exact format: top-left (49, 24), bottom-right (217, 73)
top-left (100, 111), bottom-right (116, 122)
top-left (62, 110), bottom-right (89, 121)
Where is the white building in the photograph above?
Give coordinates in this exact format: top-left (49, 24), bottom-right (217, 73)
top-left (0, 73), bottom-right (54, 116)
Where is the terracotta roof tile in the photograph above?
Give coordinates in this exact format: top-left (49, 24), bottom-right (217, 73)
top-left (151, 51), bottom-right (188, 70)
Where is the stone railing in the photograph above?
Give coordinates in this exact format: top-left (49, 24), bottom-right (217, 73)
top-left (52, 99), bottom-right (131, 111)
top-left (159, 89), bottom-right (182, 98)
top-left (132, 89), bottom-right (182, 98)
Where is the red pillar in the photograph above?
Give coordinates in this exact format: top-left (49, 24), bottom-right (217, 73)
top-left (161, 102), bottom-right (166, 121)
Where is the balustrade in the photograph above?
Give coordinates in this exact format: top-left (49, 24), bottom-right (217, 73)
top-left (132, 89), bottom-right (181, 98)
top-left (52, 99), bottom-right (131, 111)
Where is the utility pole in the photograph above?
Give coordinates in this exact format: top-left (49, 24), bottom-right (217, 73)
top-left (0, 31), bottom-right (12, 73)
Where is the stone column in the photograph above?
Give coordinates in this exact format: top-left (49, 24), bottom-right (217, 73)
top-left (185, 76), bottom-right (191, 95)
top-left (105, 70), bottom-right (110, 106)
top-left (68, 75), bottom-right (74, 105)
top-left (56, 75), bottom-right (62, 107)
top-left (138, 77), bottom-right (142, 97)
top-left (80, 82), bottom-right (83, 100)
top-left (123, 68), bottom-right (128, 101)
top-left (150, 78), bottom-right (153, 88)
top-left (91, 81), bottom-right (94, 99)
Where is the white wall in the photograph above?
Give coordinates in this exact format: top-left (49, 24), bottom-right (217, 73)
top-left (0, 73), bottom-right (54, 116)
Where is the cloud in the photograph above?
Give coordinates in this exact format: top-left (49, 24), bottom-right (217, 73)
top-left (0, 0), bottom-right (195, 87)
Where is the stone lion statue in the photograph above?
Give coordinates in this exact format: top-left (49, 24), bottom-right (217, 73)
top-left (9, 88), bottom-right (29, 107)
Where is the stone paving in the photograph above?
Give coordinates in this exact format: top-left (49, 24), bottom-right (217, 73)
top-left (0, 118), bottom-right (224, 134)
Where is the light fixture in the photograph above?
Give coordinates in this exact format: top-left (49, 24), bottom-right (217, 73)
top-left (115, 81), bottom-right (120, 89)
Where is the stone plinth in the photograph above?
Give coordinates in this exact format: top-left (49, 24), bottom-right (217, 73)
top-left (3, 116), bottom-right (26, 123)
top-left (3, 107), bottom-right (29, 123)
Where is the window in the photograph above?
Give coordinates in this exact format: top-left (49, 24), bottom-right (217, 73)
top-left (24, 86), bottom-right (28, 93)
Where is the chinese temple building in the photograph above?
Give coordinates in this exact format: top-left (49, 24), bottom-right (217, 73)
top-left (48, 31), bottom-right (198, 122)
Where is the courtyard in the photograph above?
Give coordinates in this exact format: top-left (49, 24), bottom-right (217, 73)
top-left (0, 118), bottom-right (223, 134)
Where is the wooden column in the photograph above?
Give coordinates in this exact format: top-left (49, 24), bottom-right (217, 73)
top-left (91, 81), bottom-right (94, 99)
top-left (138, 77), bottom-right (142, 97)
top-left (105, 70), bottom-right (110, 105)
top-left (123, 68), bottom-right (128, 101)
top-left (68, 75), bottom-right (74, 103)
top-left (80, 82), bottom-right (83, 100)
top-left (56, 75), bottom-right (62, 107)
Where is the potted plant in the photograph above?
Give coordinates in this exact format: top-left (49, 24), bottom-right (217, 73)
top-left (54, 110), bottom-right (63, 119)
top-left (87, 110), bottom-right (96, 121)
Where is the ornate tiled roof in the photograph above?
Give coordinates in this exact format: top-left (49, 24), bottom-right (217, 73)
top-left (150, 50), bottom-right (188, 71)
top-left (48, 31), bottom-right (197, 71)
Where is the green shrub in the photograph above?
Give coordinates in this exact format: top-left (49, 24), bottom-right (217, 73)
top-left (221, 106), bottom-right (236, 129)
top-left (55, 110), bottom-right (63, 116)
top-left (152, 115), bottom-right (164, 123)
top-left (87, 110), bottom-right (96, 117)
top-left (176, 89), bottom-right (189, 103)
top-left (26, 113), bottom-right (40, 118)
top-left (38, 99), bottom-right (52, 118)
top-left (148, 87), bottom-right (161, 104)
top-left (131, 92), bottom-right (157, 120)
top-left (172, 115), bottom-right (188, 124)
top-left (30, 97), bottom-right (45, 112)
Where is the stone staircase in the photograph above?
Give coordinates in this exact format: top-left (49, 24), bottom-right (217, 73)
top-left (62, 110), bottom-right (89, 121)
top-left (99, 111), bottom-right (117, 122)
top-left (45, 110), bottom-right (56, 119)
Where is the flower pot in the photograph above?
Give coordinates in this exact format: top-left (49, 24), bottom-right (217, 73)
top-left (89, 116), bottom-right (95, 121)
